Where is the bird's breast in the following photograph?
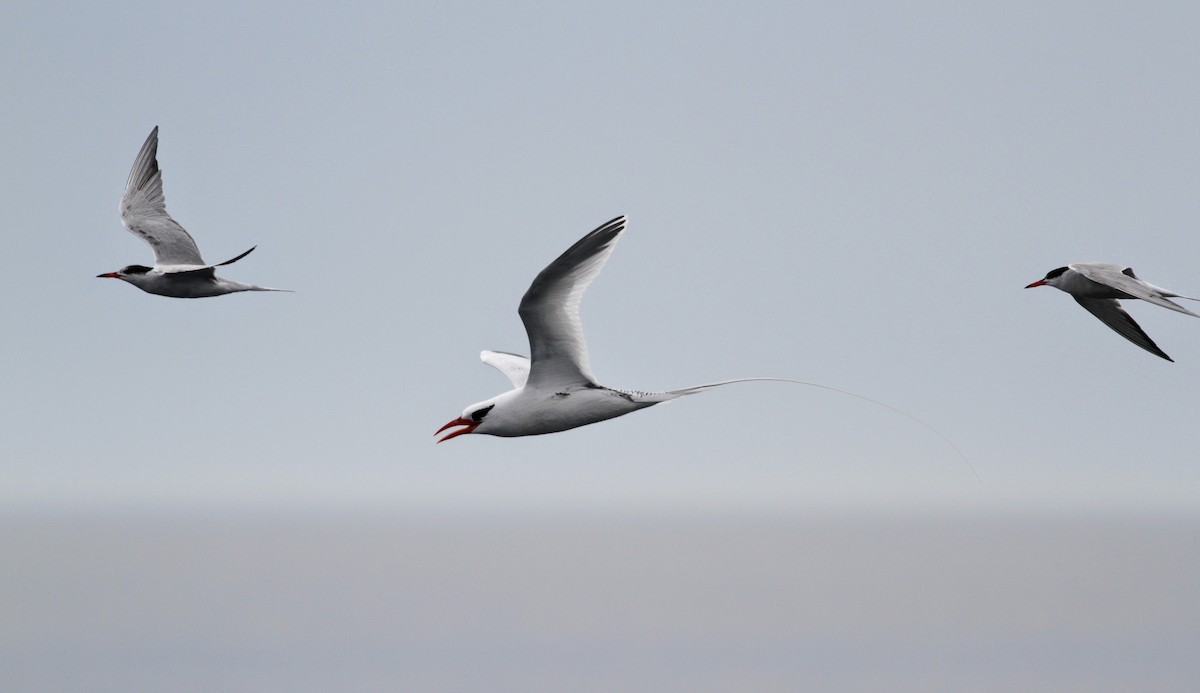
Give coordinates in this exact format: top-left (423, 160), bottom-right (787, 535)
top-left (492, 386), bottom-right (652, 436)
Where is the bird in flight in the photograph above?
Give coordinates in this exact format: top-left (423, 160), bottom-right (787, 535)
top-left (437, 214), bottom-right (976, 487)
top-left (1026, 263), bottom-right (1199, 361)
top-left (97, 126), bottom-right (290, 298)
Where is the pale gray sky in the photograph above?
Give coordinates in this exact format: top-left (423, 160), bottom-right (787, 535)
top-left (5, 4), bottom-right (1200, 691)
top-left (3, 1), bottom-right (1200, 513)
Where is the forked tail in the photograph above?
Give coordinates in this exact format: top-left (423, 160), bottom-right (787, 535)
top-left (635, 377), bottom-right (980, 484)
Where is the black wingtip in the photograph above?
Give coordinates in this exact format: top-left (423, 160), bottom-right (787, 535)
top-left (125, 127), bottom-right (163, 192)
top-left (589, 215), bottom-right (626, 237)
top-left (212, 246), bottom-right (257, 267)
top-left (1141, 335), bottom-right (1173, 362)
top-left (553, 215), bottom-right (627, 260)
top-left (598, 214), bottom-right (626, 234)
top-left (1146, 343), bottom-right (1173, 361)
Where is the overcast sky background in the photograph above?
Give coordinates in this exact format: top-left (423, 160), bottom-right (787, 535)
top-left (6, 3), bottom-right (1200, 690)
top-left (3, 1), bottom-right (1200, 515)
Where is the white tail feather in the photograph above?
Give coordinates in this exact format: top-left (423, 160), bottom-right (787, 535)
top-left (628, 377), bottom-right (980, 484)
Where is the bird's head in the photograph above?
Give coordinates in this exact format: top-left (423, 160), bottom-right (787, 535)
top-left (1025, 266), bottom-right (1068, 289)
top-left (97, 264), bottom-right (153, 284)
top-left (436, 399), bottom-right (499, 443)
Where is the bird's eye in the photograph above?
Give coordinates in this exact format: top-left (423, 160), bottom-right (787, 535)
top-left (470, 405), bottom-right (495, 422)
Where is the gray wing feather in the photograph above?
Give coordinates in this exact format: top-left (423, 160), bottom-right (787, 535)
top-left (119, 127), bottom-right (206, 267)
top-left (1071, 264), bottom-right (1199, 316)
top-left (518, 215), bottom-right (626, 388)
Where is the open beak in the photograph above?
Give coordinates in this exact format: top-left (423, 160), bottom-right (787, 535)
top-left (1024, 279), bottom-right (1046, 288)
top-left (436, 417), bottom-right (479, 443)
top-left (97, 272), bottom-right (121, 279)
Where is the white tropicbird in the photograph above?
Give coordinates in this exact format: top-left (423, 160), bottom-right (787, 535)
top-left (1025, 263), bottom-right (1199, 361)
top-left (97, 126), bottom-right (290, 298)
top-left (437, 216), bottom-right (976, 480)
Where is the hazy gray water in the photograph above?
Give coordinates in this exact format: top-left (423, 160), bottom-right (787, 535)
top-left (2, 509), bottom-right (1197, 692)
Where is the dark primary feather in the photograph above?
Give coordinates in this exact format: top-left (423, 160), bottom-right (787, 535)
top-left (212, 246), bottom-right (256, 267)
top-left (1074, 297), bottom-right (1173, 361)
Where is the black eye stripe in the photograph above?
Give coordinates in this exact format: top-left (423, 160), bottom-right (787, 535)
top-left (470, 404), bottom-right (495, 422)
top-left (1045, 267), bottom-right (1068, 279)
top-left (122, 265), bottom-right (153, 275)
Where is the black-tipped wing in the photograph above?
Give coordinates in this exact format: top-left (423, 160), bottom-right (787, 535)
top-left (518, 215), bottom-right (626, 389)
top-left (119, 127), bottom-right (206, 267)
top-left (1074, 296), bottom-right (1173, 361)
top-left (212, 246), bottom-right (255, 267)
top-left (156, 247), bottom-right (258, 276)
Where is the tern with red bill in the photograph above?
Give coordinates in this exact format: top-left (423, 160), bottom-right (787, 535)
top-left (1025, 263), bottom-right (1199, 362)
top-left (97, 127), bottom-right (290, 298)
top-left (437, 216), bottom-right (976, 481)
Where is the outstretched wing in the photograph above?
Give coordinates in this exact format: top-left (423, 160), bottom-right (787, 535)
top-left (518, 215), bottom-right (626, 389)
top-left (1074, 296), bottom-right (1174, 361)
top-left (480, 350), bottom-right (530, 388)
top-left (1071, 264), bottom-right (1199, 316)
top-left (119, 126), bottom-right (206, 267)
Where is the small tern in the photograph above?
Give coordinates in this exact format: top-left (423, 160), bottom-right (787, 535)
top-left (437, 215), bottom-right (976, 480)
top-left (1025, 263), bottom-right (1199, 361)
top-left (97, 126), bottom-right (289, 298)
